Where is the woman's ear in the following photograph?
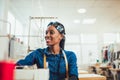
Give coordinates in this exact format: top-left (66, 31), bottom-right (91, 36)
top-left (60, 34), bottom-right (64, 40)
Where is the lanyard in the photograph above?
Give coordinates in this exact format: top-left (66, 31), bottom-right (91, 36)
top-left (44, 54), bottom-right (47, 69)
top-left (62, 50), bottom-right (69, 79)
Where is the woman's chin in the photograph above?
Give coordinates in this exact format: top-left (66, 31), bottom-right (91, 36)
top-left (47, 44), bottom-right (53, 47)
top-left (46, 44), bottom-right (51, 46)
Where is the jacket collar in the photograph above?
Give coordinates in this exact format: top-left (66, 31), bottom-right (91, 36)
top-left (44, 47), bottom-right (64, 57)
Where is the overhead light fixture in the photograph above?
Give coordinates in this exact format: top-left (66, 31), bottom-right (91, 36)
top-left (73, 20), bottom-right (80, 23)
top-left (82, 18), bottom-right (96, 24)
top-left (77, 8), bottom-right (86, 13)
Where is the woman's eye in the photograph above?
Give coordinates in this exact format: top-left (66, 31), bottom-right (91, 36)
top-left (46, 31), bottom-right (48, 34)
top-left (50, 31), bottom-right (54, 34)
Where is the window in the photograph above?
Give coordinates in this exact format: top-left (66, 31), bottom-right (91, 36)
top-left (65, 34), bottom-right (98, 66)
top-left (65, 35), bottom-right (81, 65)
top-left (8, 12), bottom-right (24, 42)
top-left (103, 33), bottom-right (119, 45)
top-left (7, 12), bottom-right (15, 35)
top-left (80, 33), bottom-right (98, 64)
top-left (81, 44), bottom-right (98, 64)
top-left (81, 34), bottom-right (97, 44)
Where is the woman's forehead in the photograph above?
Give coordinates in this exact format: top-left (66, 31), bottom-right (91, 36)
top-left (46, 25), bottom-right (57, 31)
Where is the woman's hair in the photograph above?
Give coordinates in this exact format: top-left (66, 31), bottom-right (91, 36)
top-left (47, 21), bottom-right (66, 49)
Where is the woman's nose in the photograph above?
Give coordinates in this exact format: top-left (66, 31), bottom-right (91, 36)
top-left (45, 32), bottom-right (50, 39)
top-left (46, 32), bottom-right (50, 36)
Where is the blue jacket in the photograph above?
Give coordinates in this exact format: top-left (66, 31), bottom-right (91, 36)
top-left (16, 47), bottom-right (78, 80)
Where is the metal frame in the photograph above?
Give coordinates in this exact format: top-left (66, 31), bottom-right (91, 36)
top-left (28, 16), bottom-right (57, 52)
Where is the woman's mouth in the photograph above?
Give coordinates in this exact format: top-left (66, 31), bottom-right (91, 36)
top-left (46, 39), bottom-right (51, 43)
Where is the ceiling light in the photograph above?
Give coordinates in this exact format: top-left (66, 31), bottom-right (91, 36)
top-left (73, 20), bottom-right (80, 23)
top-left (82, 18), bottom-right (96, 24)
top-left (78, 8), bottom-right (86, 13)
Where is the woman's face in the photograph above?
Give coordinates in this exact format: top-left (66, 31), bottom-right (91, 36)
top-left (45, 25), bottom-right (63, 47)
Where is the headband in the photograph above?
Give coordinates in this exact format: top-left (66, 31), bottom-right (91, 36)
top-left (47, 21), bottom-right (65, 35)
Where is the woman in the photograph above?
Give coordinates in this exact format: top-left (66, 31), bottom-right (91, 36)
top-left (16, 21), bottom-right (78, 80)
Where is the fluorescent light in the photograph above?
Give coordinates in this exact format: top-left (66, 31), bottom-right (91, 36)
top-left (82, 18), bottom-right (96, 24)
top-left (78, 8), bottom-right (86, 13)
top-left (73, 20), bottom-right (80, 23)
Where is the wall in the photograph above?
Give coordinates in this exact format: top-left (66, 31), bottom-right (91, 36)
top-left (0, 0), bottom-right (10, 60)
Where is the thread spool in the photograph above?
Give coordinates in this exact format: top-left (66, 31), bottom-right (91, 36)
top-left (0, 61), bottom-right (15, 80)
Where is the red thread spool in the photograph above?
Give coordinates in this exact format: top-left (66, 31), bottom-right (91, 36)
top-left (0, 61), bottom-right (15, 80)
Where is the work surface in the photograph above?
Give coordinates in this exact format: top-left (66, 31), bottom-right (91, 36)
top-left (15, 69), bottom-right (49, 80)
top-left (15, 69), bottom-right (106, 80)
top-left (79, 74), bottom-right (106, 80)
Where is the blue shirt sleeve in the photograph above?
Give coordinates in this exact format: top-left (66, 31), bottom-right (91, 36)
top-left (16, 49), bottom-right (42, 66)
top-left (67, 51), bottom-right (78, 78)
top-left (16, 52), bottom-right (36, 66)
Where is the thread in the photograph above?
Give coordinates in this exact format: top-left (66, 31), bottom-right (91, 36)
top-left (0, 61), bottom-right (15, 80)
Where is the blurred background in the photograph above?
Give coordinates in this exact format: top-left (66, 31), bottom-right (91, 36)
top-left (1, 0), bottom-right (120, 70)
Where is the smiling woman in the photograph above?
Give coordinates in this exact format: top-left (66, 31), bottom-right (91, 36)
top-left (16, 21), bottom-right (78, 80)
top-left (45, 22), bottom-right (65, 49)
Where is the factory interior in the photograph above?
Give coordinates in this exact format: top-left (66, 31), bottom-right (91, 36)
top-left (1, 0), bottom-right (120, 80)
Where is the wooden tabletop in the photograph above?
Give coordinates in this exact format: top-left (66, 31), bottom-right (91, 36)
top-left (79, 74), bottom-right (106, 80)
top-left (110, 68), bottom-right (120, 71)
top-left (78, 70), bottom-right (89, 74)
